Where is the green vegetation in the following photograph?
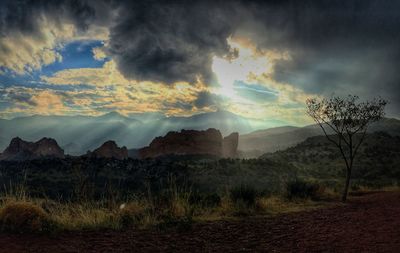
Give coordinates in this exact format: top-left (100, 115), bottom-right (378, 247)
top-left (0, 131), bottom-right (399, 233)
top-left (264, 132), bottom-right (400, 189)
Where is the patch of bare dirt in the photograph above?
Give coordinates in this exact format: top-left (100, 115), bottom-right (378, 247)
top-left (1, 191), bottom-right (399, 252)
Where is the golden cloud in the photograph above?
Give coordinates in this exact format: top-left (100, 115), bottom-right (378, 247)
top-left (41, 60), bottom-right (127, 86)
top-left (0, 17), bottom-right (109, 74)
top-left (3, 35), bottom-right (318, 126)
top-left (92, 47), bottom-right (108, 61)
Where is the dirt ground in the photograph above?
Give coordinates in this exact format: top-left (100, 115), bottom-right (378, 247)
top-left (1, 191), bottom-right (399, 253)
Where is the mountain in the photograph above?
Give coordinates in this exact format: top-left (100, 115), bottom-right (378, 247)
top-left (88, 140), bottom-right (128, 160)
top-left (0, 137), bottom-right (64, 161)
top-left (0, 110), bottom-right (263, 155)
top-left (261, 132), bottom-right (400, 184)
top-left (0, 112), bottom-right (142, 155)
top-left (239, 127), bottom-right (320, 157)
top-left (3, 110), bottom-right (396, 157)
top-left (138, 128), bottom-right (239, 158)
top-left (239, 118), bottom-right (400, 158)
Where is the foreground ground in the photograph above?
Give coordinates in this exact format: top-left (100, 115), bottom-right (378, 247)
top-left (1, 191), bottom-right (399, 253)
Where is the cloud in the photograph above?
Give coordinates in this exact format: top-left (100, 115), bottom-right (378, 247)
top-left (106, 1), bottom-right (240, 84)
top-left (0, 87), bottom-right (67, 116)
top-left (0, 0), bottom-right (108, 74)
top-left (233, 81), bottom-right (278, 103)
top-left (92, 46), bottom-right (107, 61)
top-left (0, 88), bottom-right (36, 107)
top-left (2, 0), bottom-right (400, 121)
top-left (41, 60), bottom-right (128, 86)
top-left (235, 0), bottom-right (400, 116)
top-left (24, 62), bottom-right (213, 118)
top-left (193, 91), bottom-right (224, 109)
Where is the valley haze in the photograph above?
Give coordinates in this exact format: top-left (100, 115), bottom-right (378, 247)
top-left (1, 111), bottom-right (399, 158)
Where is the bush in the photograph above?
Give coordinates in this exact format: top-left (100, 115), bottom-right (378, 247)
top-left (119, 202), bottom-right (147, 228)
top-left (230, 185), bottom-right (258, 207)
top-left (0, 201), bottom-right (54, 233)
top-left (189, 192), bottom-right (221, 208)
top-left (286, 179), bottom-right (321, 200)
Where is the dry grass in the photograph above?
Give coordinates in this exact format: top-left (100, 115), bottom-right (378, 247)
top-left (0, 200), bottom-right (53, 233)
top-left (49, 203), bottom-right (119, 230)
top-left (0, 179), bottom-right (379, 233)
top-left (119, 201), bottom-right (156, 228)
top-left (255, 196), bottom-right (325, 215)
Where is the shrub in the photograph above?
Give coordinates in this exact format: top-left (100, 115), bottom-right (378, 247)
top-left (229, 185), bottom-right (258, 207)
top-left (0, 201), bottom-right (54, 233)
top-left (119, 202), bottom-right (146, 228)
top-left (189, 192), bottom-right (221, 208)
top-left (286, 179), bottom-right (321, 200)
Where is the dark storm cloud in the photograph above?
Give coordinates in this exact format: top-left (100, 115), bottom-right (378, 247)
top-left (2, 0), bottom-right (400, 115)
top-left (0, 0), bottom-right (95, 36)
top-left (236, 0), bottom-right (400, 114)
top-left (193, 91), bottom-right (223, 109)
top-left (104, 0), bottom-right (400, 114)
top-left (107, 0), bottom-right (240, 84)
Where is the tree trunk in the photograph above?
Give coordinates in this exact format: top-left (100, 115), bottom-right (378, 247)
top-left (342, 168), bottom-right (352, 202)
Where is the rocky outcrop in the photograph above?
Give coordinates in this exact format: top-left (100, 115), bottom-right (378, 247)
top-left (222, 132), bottom-right (239, 158)
top-left (0, 137), bottom-right (64, 161)
top-left (139, 128), bottom-right (238, 159)
top-left (90, 140), bottom-right (128, 160)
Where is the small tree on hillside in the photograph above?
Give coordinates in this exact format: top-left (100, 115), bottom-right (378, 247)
top-left (306, 95), bottom-right (387, 202)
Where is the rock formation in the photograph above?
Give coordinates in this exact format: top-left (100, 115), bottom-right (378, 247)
top-left (222, 132), bottom-right (239, 158)
top-left (91, 140), bottom-right (128, 160)
top-left (0, 137), bottom-right (65, 161)
top-left (139, 128), bottom-right (238, 159)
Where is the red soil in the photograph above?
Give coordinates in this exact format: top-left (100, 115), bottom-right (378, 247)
top-left (1, 191), bottom-right (399, 252)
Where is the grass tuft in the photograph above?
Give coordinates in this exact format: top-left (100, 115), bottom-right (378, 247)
top-left (0, 201), bottom-right (55, 233)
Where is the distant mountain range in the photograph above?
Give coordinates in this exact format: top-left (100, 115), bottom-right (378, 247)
top-left (0, 110), bottom-right (267, 155)
top-left (1, 110), bottom-right (399, 157)
top-left (238, 118), bottom-right (400, 157)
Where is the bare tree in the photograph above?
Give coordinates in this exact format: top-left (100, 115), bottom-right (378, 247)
top-left (306, 95), bottom-right (387, 202)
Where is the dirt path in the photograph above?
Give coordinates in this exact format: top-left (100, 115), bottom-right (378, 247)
top-left (1, 191), bottom-right (399, 253)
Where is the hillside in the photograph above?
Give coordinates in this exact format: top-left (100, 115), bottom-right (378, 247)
top-left (239, 118), bottom-right (400, 158)
top-left (238, 127), bottom-right (318, 157)
top-left (262, 132), bottom-right (400, 186)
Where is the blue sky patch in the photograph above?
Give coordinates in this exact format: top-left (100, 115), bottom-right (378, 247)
top-left (0, 40), bottom-right (106, 91)
top-left (233, 80), bottom-right (279, 102)
top-left (40, 40), bottom-right (106, 76)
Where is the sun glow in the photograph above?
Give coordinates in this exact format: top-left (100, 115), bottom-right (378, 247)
top-left (211, 37), bottom-right (273, 99)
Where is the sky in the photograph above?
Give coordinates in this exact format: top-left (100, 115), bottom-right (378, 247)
top-left (0, 0), bottom-right (399, 126)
